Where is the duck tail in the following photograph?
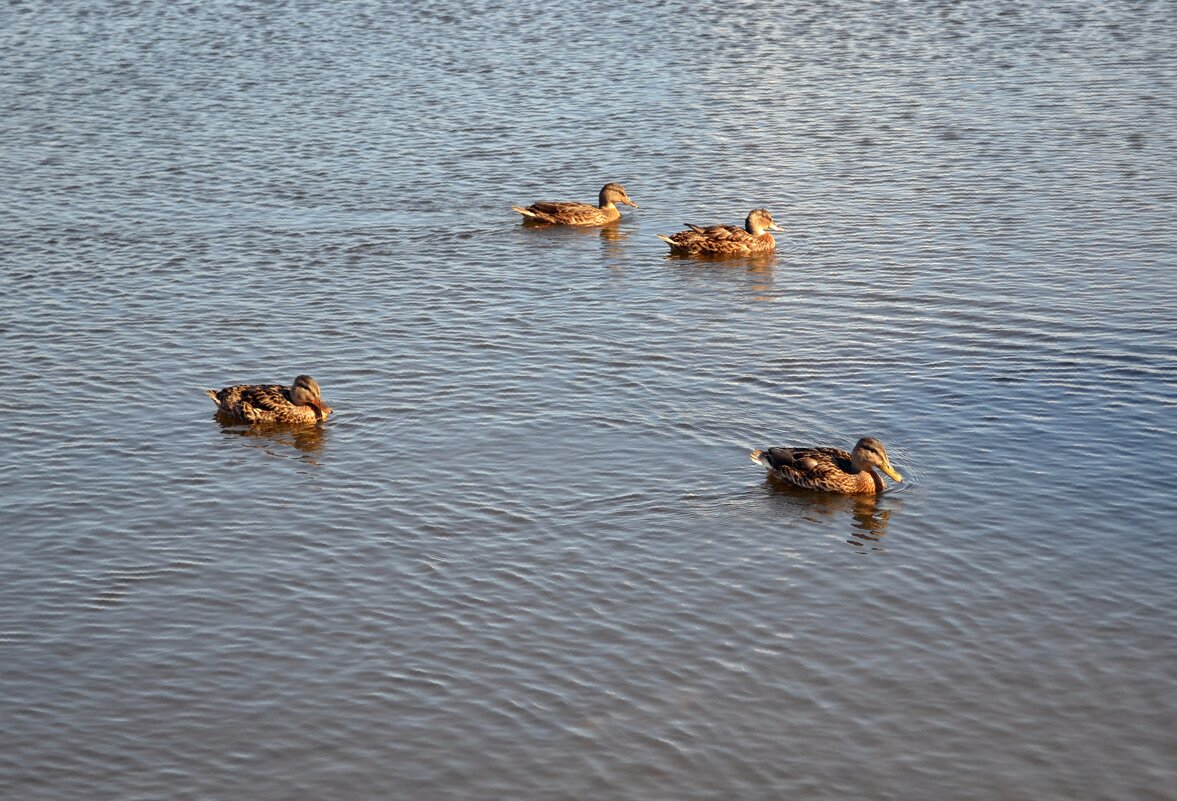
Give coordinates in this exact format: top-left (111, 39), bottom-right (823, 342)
top-left (749, 449), bottom-right (768, 466)
top-left (511, 205), bottom-right (537, 218)
top-left (656, 234), bottom-right (675, 245)
top-left (204, 389), bottom-right (220, 405)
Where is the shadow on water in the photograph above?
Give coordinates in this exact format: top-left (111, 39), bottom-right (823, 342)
top-left (758, 476), bottom-right (900, 553)
top-left (516, 218), bottom-right (636, 264)
top-left (663, 251), bottom-right (778, 271)
top-left (515, 218), bottom-right (634, 240)
top-left (515, 218), bottom-right (630, 236)
top-left (663, 252), bottom-right (778, 298)
top-left (213, 414), bottom-right (329, 463)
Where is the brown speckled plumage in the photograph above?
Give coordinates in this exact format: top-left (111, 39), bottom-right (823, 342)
top-left (512, 183), bottom-right (638, 226)
top-left (205, 374), bottom-right (332, 425)
top-left (658, 208), bottom-right (783, 256)
top-left (750, 437), bottom-right (902, 495)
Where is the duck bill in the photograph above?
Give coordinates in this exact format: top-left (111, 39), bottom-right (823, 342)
top-left (767, 222), bottom-right (783, 231)
top-left (309, 399), bottom-right (332, 420)
top-left (623, 198), bottom-right (639, 208)
top-left (880, 462), bottom-right (903, 482)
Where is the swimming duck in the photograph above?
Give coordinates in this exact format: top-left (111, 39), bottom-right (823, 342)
top-left (512, 183), bottom-right (638, 226)
top-left (658, 208), bottom-right (782, 256)
top-left (205, 374), bottom-right (332, 425)
top-left (750, 437), bottom-right (903, 495)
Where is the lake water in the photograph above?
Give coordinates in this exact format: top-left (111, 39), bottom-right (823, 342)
top-left (2, 2), bottom-right (1176, 799)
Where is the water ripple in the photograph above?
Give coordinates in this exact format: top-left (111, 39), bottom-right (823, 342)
top-left (2, 1), bottom-right (1176, 799)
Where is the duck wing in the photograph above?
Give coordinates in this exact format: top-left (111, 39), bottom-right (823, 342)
top-left (210, 383), bottom-right (289, 413)
top-left (761, 446), bottom-right (853, 475)
top-left (529, 201), bottom-right (591, 216)
top-left (515, 200), bottom-right (605, 224)
top-left (235, 384), bottom-right (292, 412)
top-left (685, 223), bottom-right (749, 241)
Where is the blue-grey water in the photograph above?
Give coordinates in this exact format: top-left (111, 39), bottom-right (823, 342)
top-left (2, 2), bottom-right (1176, 799)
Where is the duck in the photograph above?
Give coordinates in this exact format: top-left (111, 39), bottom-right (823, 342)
top-left (657, 208), bottom-right (782, 256)
top-left (205, 374), bottom-right (332, 425)
top-left (512, 183), bottom-right (638, 226)
top-left (750, 437), bottom-right (903, 495)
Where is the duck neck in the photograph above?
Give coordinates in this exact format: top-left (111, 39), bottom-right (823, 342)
top-left (598, 200), bottom-right (622, 221)
top-left (849, 454), bottom-right (884, 493)
top-left (867, 468), bottom-right (884, 493)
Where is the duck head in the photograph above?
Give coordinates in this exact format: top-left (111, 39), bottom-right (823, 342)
top-left (744, 208), bottom-right (783, 236)
top-left (289, 374), bottom-right (333, 421)
top-left (851, 437), bottom-right (902, 482)
top-left (600, 183), bottom-right (639, 208)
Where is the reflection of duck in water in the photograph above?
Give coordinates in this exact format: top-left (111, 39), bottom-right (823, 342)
top-left (658, 209), bottom-right (783, 257)
top-left (742, 252), bottom-right (777, 273)
top-left (750, 437), bottom-right (902, 494)
top-left (599, 223), bottom-right (632, 242)
top-left (758, 478), bottom-right (897, 547)
top-left (217, 419), bottom-right (328, 456)
top-left (512, 183), bottom-right (639, 226)
top-left (848, 496), bottom-right (892, 544)
top-left (205, 375), bottom-right (332, 425)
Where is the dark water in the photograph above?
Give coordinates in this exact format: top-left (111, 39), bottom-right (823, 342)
top-left (3, 2), bottom-right (1176, 799)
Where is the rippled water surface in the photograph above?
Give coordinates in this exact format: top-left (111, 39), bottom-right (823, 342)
top-left (3, 2), bottom-right (1176, 799)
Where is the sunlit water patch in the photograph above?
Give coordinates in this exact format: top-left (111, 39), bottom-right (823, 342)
top-left (2, 1), bottom-right (1175, 800)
